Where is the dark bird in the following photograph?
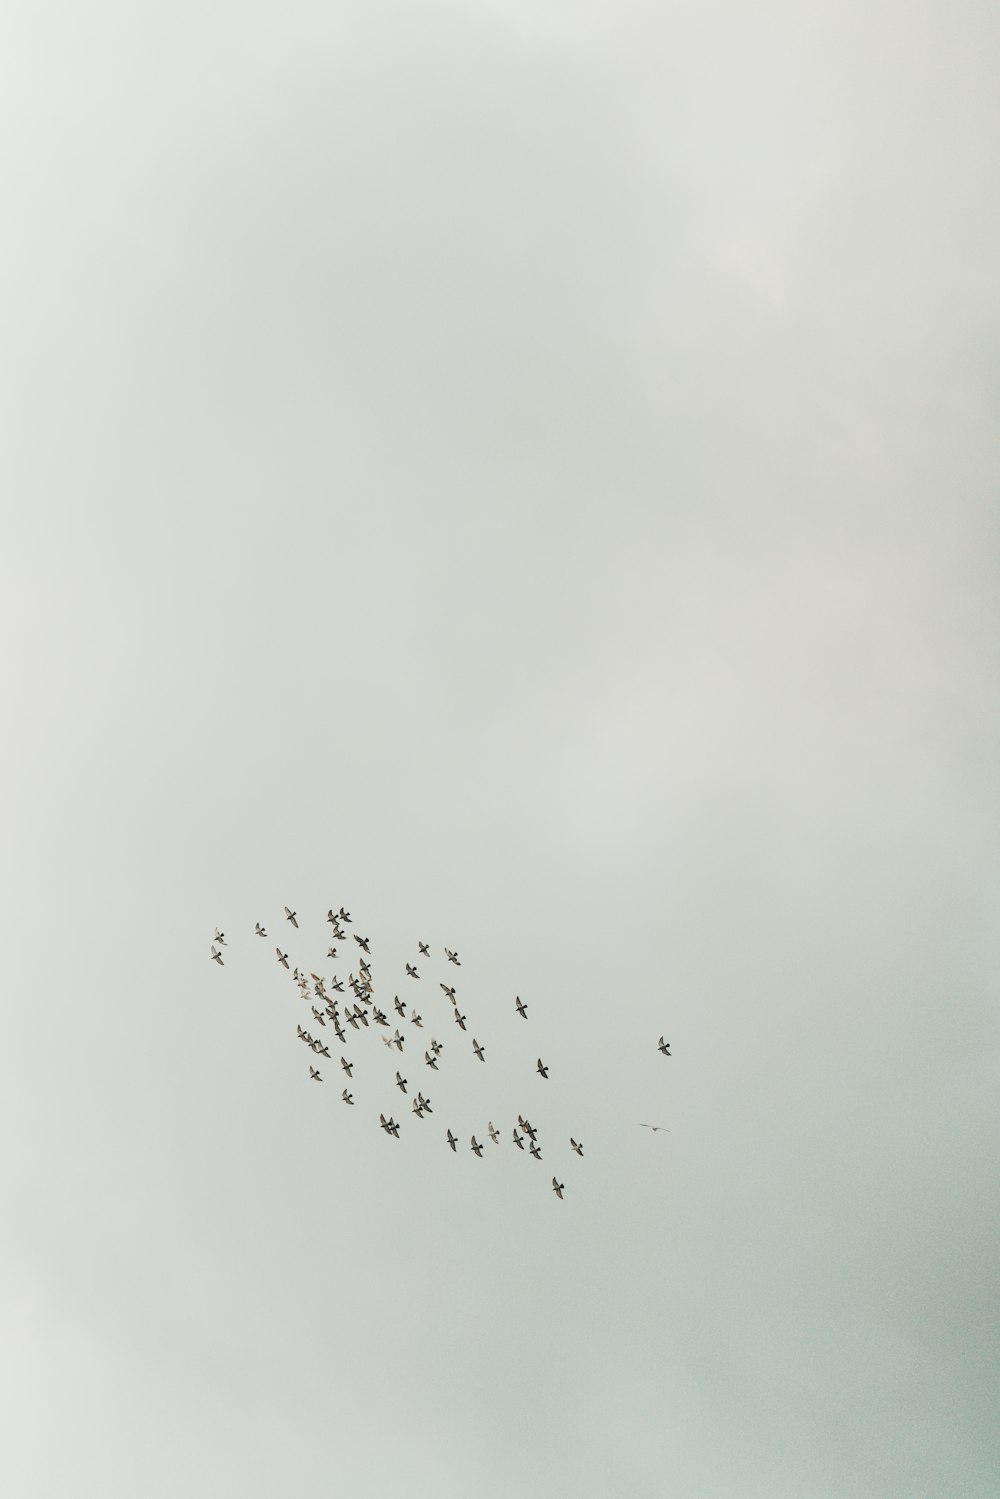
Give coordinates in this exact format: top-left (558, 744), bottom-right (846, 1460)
top-left (417, 1092), bottom-right (432, 1114)
top-left (529, 1141), bottom-right (542, 1160)
top-left (406, 963), bottom-right (419, 979)
top-left (472, 1039), bottom-right (485, 1062)
top-left (515, 996), bottom-right (527, 1018)
top-left (392, 1029), bottom-right (404, 1051)
top-left (327, 946), bottom-right (338, 959)
top-left (373, 1009), bottom-right (389, 1027)
top-left (570, 1138), bottom-right (584, 1157)
top-left (518, 1115), bottom-right (536, 1140)
top-left (317, 1043), bottom-right (330, 1058)
top-left (446, 1129), bottom-right (457, 1151)
top-left (379, 1113), bottom-right (394, 1135)
top-left (640, 1123), bottom-right (670, 1132)
top-left (418, 941), bottom-right (430, 956)
top-left (424, 1051), bottom-right (439, 1070)
top-left (454, 1012), bottom-right (467, 1031)
top-left (445, 948), bottom-right (461, 966)
top-left (552, 1177), bottom-right (565, 1200)
top-left (658, 1036), bottom-right (671, 1056)
top-left (255, 923), bottom-right (266, 937)
top-left (342, 1089), bottom-right (353, 1105)
top-left (311, 1007), bottom-right (326, 1026)
top-left (354, 934), bottom-right (370, 953)
top-left (410, 1010), bottom-right (423, 1028)
top-left (333, 1021), bottom-right (346, 1043)
top-left (430, 1038), bottom-right (443, 1056)
top-left (326, 909), bottom-right (338, 926)
top-left (471, 1136), bottom-right (483, 1157)
top-left (276, 949), bottom-right (289, 969)
top-left (345, 1012), bottom-right (359, 1030)
top-left (330, 977), bottom-right (345, 992)
top-left (394, 996), bottom-right (406, 1018)
top-left (339, 907), bottom-right (352, 922)
top-left (340, 1057), bottom-right (353, 1076)
top-left (512, 1129), bottom-right (525, 1150)
top-left (284, 907), bottom-right (298, 928)
top-left (536, 1058), bottom-right (549, 1079)
top-left (412, 1098), bottom-right (425, 1118)
top-left (211, 946), bottom-right (224, 965)
top-left (309, 1066), bottom-right (322, 1081)
top-left (396, 1072), bottom-right (407, 1093)
top-left (440, 983), bottom-right (456, 1002)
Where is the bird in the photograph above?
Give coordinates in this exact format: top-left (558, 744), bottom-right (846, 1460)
top-left (430, 1038), bottom-right (443, 1056)
top-left (330, 977), bottom-right (345, 993)
top-left (472, 1039), bottom-right (485, 1062)
top-left (424, 1051), bottom-right (439, 1070)
top-left (333, 1021), bottom-right (346, 1043)
top-left (446, 1129), bottom-right (457, 1151)
top-left (341, 1057), bottom-right (353, 1077)
top-left (382, 1035), bottom-right (396, 1050)
top-left (515, 996), bottom-right (527, 1018)
top-left (417, 1092), bottom-right (432, 1114)
top-left (488, 1122), bottom-right (499, 1144)
top-left (326, 909), bottom-right (338, 926)
top-left (284, 907), bottom-right (298, 928)
top-left (276, 949), bottom-right (289, 968)
top-left (552, 1178), bottom-right (565, 1200)
top-left (373, 1009), bottom-right (389, 1027)
top-left (339, 907), bottom-right (352, 922)
top-left (379, 1114), bottom-right (393, 1134)
top-left (471, 1136), bottom-right (483, 1157)
top-left (518, 1115), bottom-right (536, 1140)
top-left (297, 1025), bottom-right (308, 1040)
top-left (640, 1124), bottom-right (670, 1132)
top-left (512, 1129), bottom-right (525, 1149)
top-left (345, 1012), bottom-right (359, 1031)
top-left (214, 929), bottom-right (227, 945)
top-left (454, 1012), bottom-right (467, 1031)
top-left (394, 996), bottom-right (406, 1018)
top-left (658, 1036), bottom-right (671, 1056)
top-left (342, 1089), bottom-right (353, 1105)
top-left (536, 1058), bottom-right (549, 1079)
top-left (395, 1072), bottom-right (407, 1093)
top-left (406, 963), bottom-right (419, 979)
top-left (412, 1098), bottom-right (425, 1117)
top-left (317, 1043), bottom-right (330, 1058)
top-left (327, 946), bottom-right (338, 959)
top-left (309, 1067), bottom-right (322, 1081)
top-left (445, 948), bottom-right (461, 966)
top-left (410, 1010), bottom-right (423, 1028)
top-left (570, 1138), bottom-right (584, 1157)
top-left (529, 1141), bottom-right (542, 1160)
top-left (392, 1030), bottom-right (404, 1051)
top-left (311, 1006), bottom-right (326, 1026)
top-left (211, 946), bottom-right (224, 965)
top-left (440, 983), bottom-right (456, 1002)
top-left (354, 934), bottom-right (371, 953)
top-left (418, 941), bottom-right (430, 956)
top-left (255, 923), bottom-right (266, 937)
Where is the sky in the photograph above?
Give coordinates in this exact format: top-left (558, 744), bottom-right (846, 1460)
top-left (1, 1), bottom-right (998, 1494)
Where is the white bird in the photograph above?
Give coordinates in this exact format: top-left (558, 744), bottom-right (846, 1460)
top-left (455, 1012), bottom-right (467, 1031)
top-left (393, 1030), bottom-right (404, 1051)
top-left (284, 907), bottom-right (298, 928)
top-left (430, 1038), bottom-right (443, 1056)
top-left (488, 1122), bottom-right (499, 1144)
top-left (211, 946), bottom-right (224, 965)
top-left (440, 983), bottom-right (456, 1001)
top-left (552, 1177), bottom-right (565, 1200)
top-left (327, 946), bottom-right (338, 959)
top-left (394, 997), bottom-right (406, 1018)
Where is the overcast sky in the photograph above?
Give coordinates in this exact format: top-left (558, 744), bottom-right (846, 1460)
top-left (2, 2), bottom-right (998, 1495)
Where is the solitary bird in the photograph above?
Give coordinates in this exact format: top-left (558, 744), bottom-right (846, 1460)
top-left (342, 1089), bottom-right (353, 1105)
top-left (552, 1178), bottom-right (565, 1200)
top-left (537, 1058), bottom-right (549, 1079)
top-left (488, 1122), bottom-right (499, 1144)
top-left (512, 1129), bottom-right (525, 1150)
top-left (418, 941), bottom-right (429, 956)
top-left (570, 1138), bottom-right (584, 1157)
top-left (471, 1136), bottom-right (483, 1157)
top-left (446, 1129), bottom-right (457, 1151)
top-left (472, 1039), bottom-right (485, 1062)
top-left (395, 1072), bottom-right (407, 1093)
top-left (640, 1123), bottom-right (670, 1132)
top-left (309, 1067), bottom-right (322, 1081)
top-left (424, 1051), bottom-right (439, 1070)
top-left (445, 948), bottom-right (461, 966)
top-left (529, 1141), bottom-right (542, 1160)
top-left (658, 1036), bottom-right (671, 1056)
top-left (406, 963), bottom-right (419, 979)
top-left (255, 923), bottom-right (266, 937)
top-left (211, 946), bottom-right (224, 965)
top-left (341, 1057), bottom-right (353, 1077)
top-left (276, 949), bottom-right (289, 968)
top-left (284, 907), bottom-right (298, 928)
top-left (515, 996), bottom-right (527, 1018)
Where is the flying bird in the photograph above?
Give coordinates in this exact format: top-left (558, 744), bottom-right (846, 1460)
top-left (327, 946), bottom-right (338, 959)
top-left (445, 948), bottom-right (461, 966)
top-left (440, 983), bottom-right (456, 1002)
top-left (424, 1051), bottom-right (439, 1070)
top-left (339, 908), bottom-right (352, 922)
top-left (417, 1092), bottom-right (432, 1114)
top-left (214, 930), bottom-right (227, 945)
top-left (309, 1067), bottom-right (322, 1081)
top-left (488, 1122), bottom-right (499, 1144)
top-left (340, 1057), bottom-right (353, 1077)
top-left (430, 1039), bottom-right (443, 1056)
top-left (353, 934), bottom-right (370, 953)
top-left (471, 1136), bottom-right (483, 1157)
top-left (658, 1037), bottom-right (671, 1056)
top-left (446, 1129), bottom-right (457, 1151)
top-left (536, 1058), bottom-right (549, 1079)
top-left (515, 996), bottom-right (527, 1018)
top-left (570, 1138), bottom-right (584, 1157)
top-left (255, 923), bottom-right (266, 937)
top-left (529, 1141), bottom-right (542, 1160)
top-left (472, 1040), bottom-right (485, 1062)
top-left (394, 997), bottom-right (406, 1018)
top-left (640, 1124), bottom-right (670, 1132)
top-left (406, 963), bottom-right (419, 979)
top-left (342, 1089), bottom-right (353, 1105)
top-left (410, 1010), bottom-right (423, 1027)
top-left (454, 1012), bottom-right (467, 1031)
top-left (552, 1178), bottom-right (565, 1200)
top-left (276, 949), bottom-right (289, 968)
top-left (412, 1098), bottom-right (425, 1117)
top-left (211, 946), bottom-right (224, 965)
top-left (418, 942), bottom-right (430, 956)
top-left (392, 1030), bottom-right (404, 1051)
top-left (512, 1129), bottom-right (525, 1150)
top-left (284, 907), bottom-right (298, 928)
top-left (395, 1072), bottom-right (407, 1093)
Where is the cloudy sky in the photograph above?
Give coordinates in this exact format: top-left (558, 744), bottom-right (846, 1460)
top-left (2, 2), bottom-right (998, 1494)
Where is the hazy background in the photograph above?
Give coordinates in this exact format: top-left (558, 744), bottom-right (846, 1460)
top-left (2, 2), bottom-right (998, 1494)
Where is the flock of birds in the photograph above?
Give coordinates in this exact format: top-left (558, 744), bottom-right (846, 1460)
top-left (210, 906), bottom-right (672, 1200)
